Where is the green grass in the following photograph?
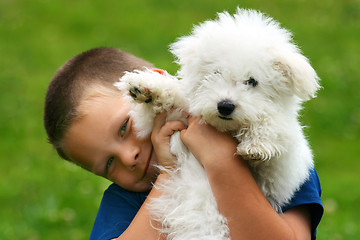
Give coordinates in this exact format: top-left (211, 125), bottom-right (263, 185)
top-left (0, 0), bottom-right (359, 239)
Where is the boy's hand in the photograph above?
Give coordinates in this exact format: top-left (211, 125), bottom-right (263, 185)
top-left (180, 116), bottom-right (238, 170)
top-left (151, 112), bottom-right (186, 169)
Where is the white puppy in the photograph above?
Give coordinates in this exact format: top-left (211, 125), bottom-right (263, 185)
top-left (115, 8), bottom-right (320, 240)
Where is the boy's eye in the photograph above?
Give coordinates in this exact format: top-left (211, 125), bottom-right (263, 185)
top-left (119, 118), bottom-right (129, 137)
top-left (106, 156), bottom-right (114, 169)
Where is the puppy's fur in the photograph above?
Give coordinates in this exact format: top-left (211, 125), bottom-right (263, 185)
top-left (115, 8), bottom-right (320, 240)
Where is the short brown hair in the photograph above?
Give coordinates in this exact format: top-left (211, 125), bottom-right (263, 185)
top-left (44, 47), bottom-right (153, 160)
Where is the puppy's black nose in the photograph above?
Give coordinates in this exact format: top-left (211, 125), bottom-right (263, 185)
top-left (217, 101), bottom-right (235, 116)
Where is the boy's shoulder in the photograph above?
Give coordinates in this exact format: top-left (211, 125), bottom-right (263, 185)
top-left (282, 168), bottom-right (323, 240)
top-left (104, 183), bottom-right (149, 206)
top-left (282, 168), bottom-right (322, 211)
top-left (90, 184), bottom-right (149, 240)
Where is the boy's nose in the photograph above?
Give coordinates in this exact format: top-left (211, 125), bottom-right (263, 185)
top-left (119, 146), bottom-right (140, 170)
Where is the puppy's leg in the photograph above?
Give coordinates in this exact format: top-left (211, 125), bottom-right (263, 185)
top-left (115, 69), bottom-right (186, 113)
top-left (236, 123), bottom-right (284, 163)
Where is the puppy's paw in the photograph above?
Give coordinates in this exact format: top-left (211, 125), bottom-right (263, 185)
top-left (237, 144), bottom-right (273, 162)
top-left (116, 69), bottom-right (184, 113)
top-left (129, 86), bottom-right (153, 103)
top-left (115, 70), bottom-right (160, 104)
top-left (242, 153), bottom-right (263, 161)
top-left (238, 150), bottom-right (265, 162)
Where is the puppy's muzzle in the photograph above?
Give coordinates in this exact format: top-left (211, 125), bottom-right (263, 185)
top-left (217, 101), bottom-right (235, 119)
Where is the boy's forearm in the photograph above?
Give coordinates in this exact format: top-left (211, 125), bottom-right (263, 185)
top-left (204, 155), bottom-right (300, 240)
top-left (180, 117), bottom-right (310, 239)
top-left (116, 174), bottom-right (169, 240)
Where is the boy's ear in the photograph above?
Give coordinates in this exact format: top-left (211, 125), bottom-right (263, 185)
top-left (151, 68), bottom-right (167, 75)
top-left (272, 49), bottom-right (321, 100)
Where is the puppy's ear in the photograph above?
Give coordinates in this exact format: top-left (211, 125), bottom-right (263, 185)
top-left (272, 50), bottom-right (320, 100)
top-left (170, 35), bottom-right (202, 73)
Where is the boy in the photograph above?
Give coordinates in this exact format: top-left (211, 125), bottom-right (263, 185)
top-left (44, 47), bottom-right (323, 239)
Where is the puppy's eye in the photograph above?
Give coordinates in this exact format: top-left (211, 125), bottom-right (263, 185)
top-left (245, 77), bottom-right (258, 87)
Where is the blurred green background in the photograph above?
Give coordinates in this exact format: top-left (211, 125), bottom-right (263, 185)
top-left (0, 0), bottom-right (359, 239)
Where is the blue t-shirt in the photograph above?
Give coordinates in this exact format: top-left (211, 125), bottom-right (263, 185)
top-left (90, 168), bottom-right (323, 240)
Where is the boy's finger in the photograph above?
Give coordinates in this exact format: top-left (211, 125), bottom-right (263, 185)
top-left (153, 112), bottom-right (168, 132)
top-left (161, 121), bottom-right (187, 137)
top-left (187, 115), bottom-right (202, 125)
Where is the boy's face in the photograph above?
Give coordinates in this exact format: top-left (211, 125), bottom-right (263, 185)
top-left (63, 94), bottom-right (158, 192)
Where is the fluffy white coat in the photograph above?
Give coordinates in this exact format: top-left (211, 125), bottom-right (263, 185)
top-left (115, 8), bottom-right (320, 240)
